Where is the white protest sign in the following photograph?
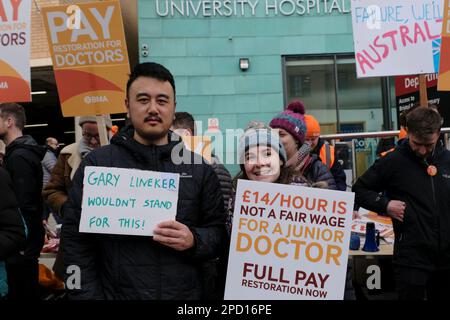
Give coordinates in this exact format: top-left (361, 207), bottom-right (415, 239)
top-left (224, 179), bottom-right (355, 300)
top-left (80, 166), bottom-right (179, 236)
top-left (351, 0), bottom-right (443, 78)
top-left (0, 0), bottom-right (31, 103)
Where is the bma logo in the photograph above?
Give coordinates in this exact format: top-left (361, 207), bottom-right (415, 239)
top-left (84, 95), bottom-right (109, 104)
top-left (66, 265), bottom-right (81, 290)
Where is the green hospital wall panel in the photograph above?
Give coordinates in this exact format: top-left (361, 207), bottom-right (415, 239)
top-left (138, 0), bottom-right (354, 172)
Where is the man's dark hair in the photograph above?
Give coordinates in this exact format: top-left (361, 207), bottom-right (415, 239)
top-left (406, 106), bottom-right (442, 136)
top-left (126, 62), bottom-right (176, 98)
top-left (173, 112), bottom-right (196, 135)
top-left (399, 102), bottom-right (422, 128)
top-left (0, 103), bottom-right (26, 130)
top-left (399, 103), bottom-right (440, 128)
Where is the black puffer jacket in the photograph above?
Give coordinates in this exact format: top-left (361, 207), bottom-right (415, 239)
top-left (353, 139), bottom-right (450, 270)
top-left (4, 136), bottom-right (46, 259)
top-left (0, 168), bottom-right (26, 259)
top-left (63, 126), bottom-right (227, 300)
top-left (210, 154), bottom-right (232, 211)
top-left (304, 154), bottom-right (337, 190)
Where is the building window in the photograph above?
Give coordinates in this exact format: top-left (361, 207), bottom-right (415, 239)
top-left (284, 54), bottom-right (387, 133)
top-left (289, 75), bottom-right (311, 97)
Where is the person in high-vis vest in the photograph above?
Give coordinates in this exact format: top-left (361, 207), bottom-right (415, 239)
top-left (304, 114), bottom-right (347, 191)
top-left (303, 114), bottom-right (355, 300)
top-left (379, 128), bottom-right (408, 158)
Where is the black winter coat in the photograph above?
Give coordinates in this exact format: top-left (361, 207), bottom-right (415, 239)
top-left (63, 127), bottom-right (227, 300)
top-left (352, 139), bottom-right (450, 270)
top-left (0, 168), bottom-right (26, 259)
top-left (210, 154), bottom-right (232, 211)
top-left (304, 154), bottom-right (337, 190)
top-left (4, 136), bottom-right (45, 259)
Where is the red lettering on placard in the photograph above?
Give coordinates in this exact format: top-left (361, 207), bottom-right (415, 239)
top-left (399, 25), bottom-right (414, 47)
top-left (0, 0), bottom-right (22, 22)
top-left (356, 20), bottom-right (439, 75)
top-left (382, 30), bottom-right (399, 51)
top-left (356, 52), bottom-right (373, 74)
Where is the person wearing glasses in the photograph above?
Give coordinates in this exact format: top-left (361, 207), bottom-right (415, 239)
top-left (42, 115), bottom-right (112, 280)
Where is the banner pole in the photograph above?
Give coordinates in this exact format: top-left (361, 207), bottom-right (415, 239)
top-left (96, 115), bottom-right (109, 146)
top-left (419, 74), bottom-right (428, 107)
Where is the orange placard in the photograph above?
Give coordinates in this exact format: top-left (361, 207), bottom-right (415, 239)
top-left (438, 0), bottom-right (450, 91)
top-left (0, 0), bottom-right (31, 103)
top-left (42, 1), bottom-right (129, 116)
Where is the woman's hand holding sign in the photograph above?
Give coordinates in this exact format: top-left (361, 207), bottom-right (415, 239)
top-left (153, 220), bottom-right (194, 251)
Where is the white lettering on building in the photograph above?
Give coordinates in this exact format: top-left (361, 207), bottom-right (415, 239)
top-left (155, 0), bottom-right (349, 17)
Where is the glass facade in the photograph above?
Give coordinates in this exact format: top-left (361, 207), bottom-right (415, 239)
top-left (284, 54), bottom-right (403, 180)
top-left (285, 57), bottom-right (337, 133)
top-left (284, 54), bottom-right (392, 134)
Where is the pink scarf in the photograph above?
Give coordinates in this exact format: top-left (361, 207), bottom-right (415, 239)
top-left (286, 143), bottom-right (313, 175)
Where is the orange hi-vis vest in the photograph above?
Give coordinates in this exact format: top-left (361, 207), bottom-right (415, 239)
top-left (319, 142), bottom-right (335, 169)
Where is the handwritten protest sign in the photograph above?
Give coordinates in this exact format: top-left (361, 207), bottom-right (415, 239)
top-left (351, 0), bottom-right (443, 78)
top-left (438, 0), bottom-right (450, 90)
top-left (224, 180), bottom-right (354, 300)
top-left (0, 0), bottom-right (31, 103)
top-left (80, 166), bottom-right (180, 236)
top-left (42, 1), bottom-right (129, 116)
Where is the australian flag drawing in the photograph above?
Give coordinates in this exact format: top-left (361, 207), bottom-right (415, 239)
top-left (433, 38), bottom-right (441, 74)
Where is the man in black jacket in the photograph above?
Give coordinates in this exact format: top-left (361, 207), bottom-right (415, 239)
top-left (0, 103), bottom-right (46, 299)
top-left (0, 167), bottom-right (27, 298)
top-left (353, 107), bottom-right (450, 300)
top-left (171, 111), bottom-right (232, 300)
top-left (171, 111), bottom-right (232, 211)
top-left (62, 62), bottom-right (226, 299)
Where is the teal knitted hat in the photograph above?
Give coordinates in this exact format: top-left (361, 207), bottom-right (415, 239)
top-left (238, 121), bottom-right (287, 164)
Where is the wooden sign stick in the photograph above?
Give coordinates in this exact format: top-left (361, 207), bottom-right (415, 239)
top-left (96, 115), bottom-right (110, 146)
top-left (419, 74), bottom-right (429, 107)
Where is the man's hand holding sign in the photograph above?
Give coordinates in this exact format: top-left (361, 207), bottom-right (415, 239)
top-left (153, 220), bottom-right (195, 251)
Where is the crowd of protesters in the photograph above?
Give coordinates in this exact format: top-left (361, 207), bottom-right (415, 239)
top-left (0, 62), bottom-right (449, 300)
